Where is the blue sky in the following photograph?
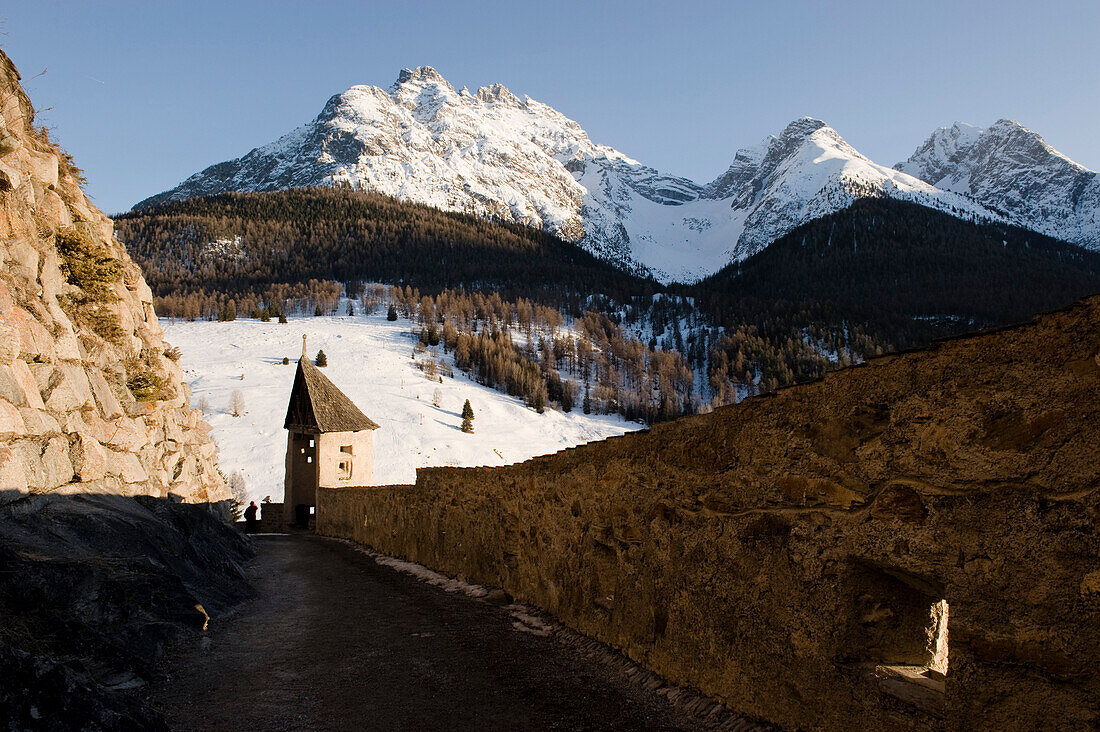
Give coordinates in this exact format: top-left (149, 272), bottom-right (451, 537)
top-left (2, 0), bottom-right (1097, 213)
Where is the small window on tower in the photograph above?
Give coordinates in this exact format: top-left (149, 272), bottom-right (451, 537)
top-left (340, 445), bottom-right (353, 454)
top-left (338, 459), bottom-right (352, 480)
top-left (306, 456), bottom-right (312, 463)
top-left (309, 439), bottom-right (315, 448)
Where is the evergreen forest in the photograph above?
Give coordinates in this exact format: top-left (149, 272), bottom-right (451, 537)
top-left (115, 189), bottom-right (1100, 422)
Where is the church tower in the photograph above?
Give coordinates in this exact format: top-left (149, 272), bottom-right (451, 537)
top-left (283, 337), bottom-right (379, 527)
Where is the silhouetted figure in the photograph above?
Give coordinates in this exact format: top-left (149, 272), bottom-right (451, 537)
top-left (244, 501), bottom-right (259, 533)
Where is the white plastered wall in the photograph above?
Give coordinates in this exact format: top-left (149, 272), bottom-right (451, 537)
top-left (317, 430), bottom-right (374, 488)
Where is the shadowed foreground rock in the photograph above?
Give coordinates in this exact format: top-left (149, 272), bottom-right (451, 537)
top-left (320, 295), bottom-right (1100, 730)
top-left (0, 494), bottom-right (253, 729)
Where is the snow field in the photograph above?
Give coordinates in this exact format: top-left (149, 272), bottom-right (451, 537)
top-left (162, 308), bottom-right (636, 505)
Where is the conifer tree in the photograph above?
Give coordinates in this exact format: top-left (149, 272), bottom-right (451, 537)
top-left (387, 304), bottom-right (398, 321)
top-left (315, 349), bottom-right (328, 367)
top-left (461, 398), bottom-right (475, 433)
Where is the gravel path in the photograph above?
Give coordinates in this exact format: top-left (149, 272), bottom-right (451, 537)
top-left (149, 534), bottom-right (735, 731)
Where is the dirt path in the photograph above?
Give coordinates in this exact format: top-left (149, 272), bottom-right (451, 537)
top-left (149, 534), bottom-right (742, 731)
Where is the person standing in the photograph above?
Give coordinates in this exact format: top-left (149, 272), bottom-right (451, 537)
top-left (244, 501), bottom-right (259, 533)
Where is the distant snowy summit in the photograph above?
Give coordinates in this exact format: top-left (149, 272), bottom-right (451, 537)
top-left (137, 67), bottom-right (1100, 282)
top-left (896, 120), bottom-right (1100, 250)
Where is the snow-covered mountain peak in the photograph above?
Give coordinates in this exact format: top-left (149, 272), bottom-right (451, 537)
top-left (475, 82), bottom-right (523, 107)
top-left (394, 65), bottom-right (449, 88)
top-left (136, 71), bottom-right (1099, 281)
top-left (898, 120), bottom-right (1099, 249)
top-left (983, 119), bottom-right (1091, 174)
top-left (780, 116), bottom-right (830, 138)
top-left (693, 116), bottom-right (998, 263)
top-left (701, 137), bottom-right (772, 200)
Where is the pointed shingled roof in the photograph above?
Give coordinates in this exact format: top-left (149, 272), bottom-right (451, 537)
top-left (284, 356), bottom-right (380, 433)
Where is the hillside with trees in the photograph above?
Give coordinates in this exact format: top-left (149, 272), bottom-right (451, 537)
top-left (116, 190), bottom-right (1100, 421)
top-left (113, 186), bottom-right (657, 317)
top-left (681, 197), bottom-right (1100, 401)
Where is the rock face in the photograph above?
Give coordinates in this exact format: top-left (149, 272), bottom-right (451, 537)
top-left (319, 295), bottom-right (1100, 730)
top-left (897, 120), bottom-right (1100, 251)
top-left (0, 50), bottom-right (227, 504)
top-left (133, 68), bottom-right (998, 283)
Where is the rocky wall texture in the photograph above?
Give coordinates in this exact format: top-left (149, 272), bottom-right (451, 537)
top-left (0, 50), bottom-right (227, 504)
top-left (319, 295), bottom-right (1100, 730)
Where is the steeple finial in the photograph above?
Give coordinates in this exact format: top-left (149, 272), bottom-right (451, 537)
top-left (302, 334), bottom-right (307, 359)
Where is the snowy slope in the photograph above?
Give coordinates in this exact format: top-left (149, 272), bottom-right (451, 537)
top-left (163, 308), bottom-right (635, 506)
top-left (138, 67), bottom-right (1050, 281)
top-left (897, 120), bottom-right (1100, 250)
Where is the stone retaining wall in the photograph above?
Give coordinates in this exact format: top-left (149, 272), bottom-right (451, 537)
top-left (320, 295), bottom-right (1100, 730)
top-left (0, 50), bottom-right (226, 504)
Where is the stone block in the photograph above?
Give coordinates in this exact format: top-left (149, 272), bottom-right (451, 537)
top-left (112, 295), bottom-right (137, 335)
top-left (5, 307), bottom-right (54, 360)
top-left (59, 407), bottom-right (89, 435)
top-left (24, 147), bottom-right (58, 189)
top-left (0, 159), bottom-right (20, 191)
top-left (0, 398), bottom-right (26, 436)
top-left (0, 321), bottom-right (18, 364)
top-left (0, 361), bottom-right (44, 408)
top-left (51, 329), bottom-right (82, 362)
top-left (108, 449), bottom-right (147, 484)
top-left (163, 412), bottom-right (183, 444)
top-left (37, 251), bottom-right (66, 302)
top-left (41, 436), bottom-right (73, 488)
top-left (37, 188), bottom-right (71, 231)
top-left (174, 454), bottom-right (199, 483)
top-left (0, 444), bottom-right (26, 492)
top-left (61, 364), bottom-right (95, 404)
top-left (79, 410), bottom-right (113, 445)
top-left (41, 370), bottom-right (82, 413)
top-left (20, 408), bottom-right (60, 437)
top-left (15, 362), bottom-right (46, 410)
top-left (87, 369), bottom-right (124, 419)
top-left (0, 281), bottom-right (16, 314)
top-left (10, 240), bottom-right (39, 280)
top-left (136, 279), bottom-right (154, 308)
top-left (102, 417), bottom-right (147, 453)
top-left (72, 432), bottom-right (108, 482)
top-left (123, 399), bottom-right (154, 418)
top-left (14, 441), bottom-right (45, 489)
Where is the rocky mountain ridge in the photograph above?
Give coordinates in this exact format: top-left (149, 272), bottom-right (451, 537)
top-left (0, 49), bottom-right (228, 504)
top-left (896, 119), bottom-right (1100, 249)
top-left (137, 67), bottom-right (1099, 282)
